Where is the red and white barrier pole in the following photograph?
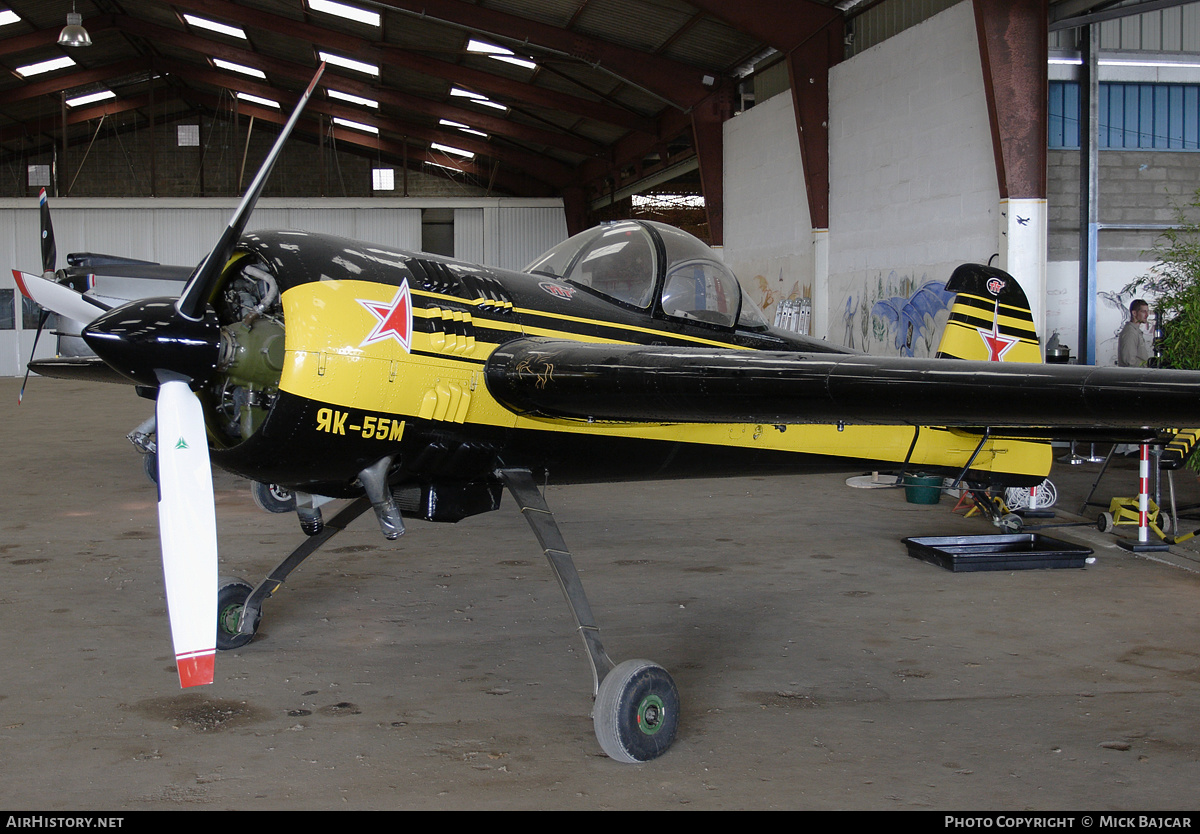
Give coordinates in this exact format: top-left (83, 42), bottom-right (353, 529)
top-left (1138, 443), bottom-right (1150, 544)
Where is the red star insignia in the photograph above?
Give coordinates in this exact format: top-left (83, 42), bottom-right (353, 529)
top-left (978, 324), bottom-right (1018, 362)
top-left (358, 281), bottom-right (412, 352)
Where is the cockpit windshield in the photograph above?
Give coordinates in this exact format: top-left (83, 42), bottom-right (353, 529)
top-left (525, 221), bottom-right (656, 308)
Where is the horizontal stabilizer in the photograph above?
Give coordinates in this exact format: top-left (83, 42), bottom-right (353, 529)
top-left (485, 338), bottom-right (1200, 434)
top-left (27, 356), bottom-right (134, 385)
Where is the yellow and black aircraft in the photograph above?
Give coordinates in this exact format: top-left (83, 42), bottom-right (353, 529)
top-left (16, 65), bottom-right (1200, 763)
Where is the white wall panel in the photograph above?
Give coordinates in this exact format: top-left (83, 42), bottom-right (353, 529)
top-left (454, 208), bottom-right (485, 265)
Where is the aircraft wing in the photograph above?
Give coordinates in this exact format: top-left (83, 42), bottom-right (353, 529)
top-left (485, 338), bottom-right (1200, 434)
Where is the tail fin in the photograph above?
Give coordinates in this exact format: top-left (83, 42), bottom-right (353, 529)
top-left (936, 264), bottom-right (1042, 363)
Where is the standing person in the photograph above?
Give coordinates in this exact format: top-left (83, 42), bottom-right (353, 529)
top-left (1118, 299), bottom-right (1153, 367)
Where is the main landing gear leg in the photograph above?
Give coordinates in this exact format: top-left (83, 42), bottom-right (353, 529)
top-left (220, 497), bottom-right (374, 647)
top-left (496, 468), bottom-right (680, 763)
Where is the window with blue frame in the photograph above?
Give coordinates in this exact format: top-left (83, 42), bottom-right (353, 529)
top-left (1049, 81), bottom-right (1200, 150)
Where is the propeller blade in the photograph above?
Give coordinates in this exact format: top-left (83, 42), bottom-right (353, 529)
top-left (176, 62), bottom-right (326, 320)
top-left (39, 188), bottom-right (56, 276)
top-left (17, 309), bottom-right (50, 404)
top-left (12, 269), bottom-right (111, 325)
top-left (155, 379), bottom-right (218, 688)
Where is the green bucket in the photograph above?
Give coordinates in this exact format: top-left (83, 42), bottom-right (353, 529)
top-left (903, 474), bottom-right (943, 505)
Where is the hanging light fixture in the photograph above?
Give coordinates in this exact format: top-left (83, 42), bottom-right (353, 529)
top-left (58, 4), bottom-right (91, 48)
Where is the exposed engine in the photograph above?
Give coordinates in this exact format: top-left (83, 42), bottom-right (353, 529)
top-left (212, 259), bottom-right (285, 444)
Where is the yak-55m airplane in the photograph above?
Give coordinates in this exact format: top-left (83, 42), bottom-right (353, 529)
top-left (16, 65), bottom-right (1200, 763)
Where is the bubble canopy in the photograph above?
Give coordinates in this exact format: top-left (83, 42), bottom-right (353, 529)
top-left (525, 220), bottom-right (768, 330)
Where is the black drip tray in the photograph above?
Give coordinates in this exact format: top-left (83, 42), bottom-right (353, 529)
top-left (902, 534), bottom-right (1093, 572)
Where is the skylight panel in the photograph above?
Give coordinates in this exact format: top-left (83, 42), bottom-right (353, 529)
top-left (183, 14), bottom-right (246, 39)
top-left (449, 87), bottom-right (506, 111)
top-left (66, 89), bottom-right (116, 107)
top-left (439, 119), bottom-right (487, 138)
top-left (318, 51), bottom-right (379, 76)
top-left (236, 91), bottom-right (280, 109)
top-left (308, 0), bottom-right (380, 27)
top-left (333, 117), bottom-right (378, 134)
top-left (431, 142), bottom-right (474, 159)
top-left (213, 58), bottom-right (266, 79)
top-left (15, 56), bottom-right (76, 77)
top-left (466, 39), bottom-right (536, 71)
top-left (328, 89), bottom-right (378, 108)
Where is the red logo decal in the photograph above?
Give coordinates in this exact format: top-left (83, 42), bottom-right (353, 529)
top-left (539, 281), bottom-right (576, 300)
top-left (358, 281), bottom-right (413, 352)
top-left (986, 276), bottom-right (1006, 296)
top-left (977, 323), bottom-right (1018, 362)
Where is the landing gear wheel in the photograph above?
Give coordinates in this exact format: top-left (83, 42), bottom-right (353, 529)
top-left (251, 481), bottom-right (295, 514)
top-left (143, 451), bottom-right (158, 485)
top-left (593, 659), bottom-right (679, 763)
top-left (216, 577), bottom-right (260, 650)
top-left (1097, 512), bottom-right (1114, 534)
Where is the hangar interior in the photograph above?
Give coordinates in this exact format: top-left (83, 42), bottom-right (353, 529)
top-left (4, 0), bottom-right (1199, 372)
top-left (2, 0), bottom-right (1200, 810)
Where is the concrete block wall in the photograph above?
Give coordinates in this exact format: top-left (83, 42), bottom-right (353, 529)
top-left (724, 0), bottom-right (1001, 356)
top-left (722, 92), bottom-right (814, 325)
top-left (1049, 149), bottom-right (1200, 261)
top-left (827, 0), bottom-right (999, 357)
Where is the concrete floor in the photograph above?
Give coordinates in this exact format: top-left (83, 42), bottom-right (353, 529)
top-left (2, 377), bottom-right (1199, 810)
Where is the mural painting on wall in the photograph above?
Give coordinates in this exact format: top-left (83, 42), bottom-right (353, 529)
top-left (750, 267), bottom-right (810, 326)
top-left (1099, 289), bottom-right (1135, 361)
top-left (838, 271), bottom-right (955, 357)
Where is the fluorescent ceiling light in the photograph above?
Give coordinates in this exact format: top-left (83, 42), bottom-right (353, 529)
top-left (1099, 58), bottom-right (1200, 68)
top-left (439, 118), bottom-right (487, 137)
top-left (449, 87), bottom-right (506, 111)
top-left (328, 89), bottom-right (378, 108)
top-left (318, 51), bottom-right (378, 75)
top-left (183, 14), bottom-right (246, 39)
top-left (431, 142), bottom-right (474, 159)
top-left (0, 10), bottom-right (21, 26)
top-left (236, 91), bottom-right (279, 108)
top-left (66, 89), bottom-right (116, 107)
top-left (333, 116), bottom-right (378, 134)
top-left (213, 57), bottom-right (266, 78)
top-left (307, 0), bottom-right (380, 27)
top-left (466, 39), bottom-right (536, 71)
top-left (15, 55), bottom-right (76, 77)
top-left (1048, 56), bottom-right (1082, 65)
top-left (425, 160), bottom-right (464, 172)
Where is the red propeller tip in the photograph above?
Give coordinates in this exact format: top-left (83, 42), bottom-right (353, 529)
top-left (176, 650), bottom-right (215, 688)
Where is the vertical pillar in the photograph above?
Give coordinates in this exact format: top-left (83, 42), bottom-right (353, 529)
top-left (1078, 25), bottom-right (1099, 366)
top-left (812, 229), bottom-right (829, 340)
top-left (974, 0), bottom-right (1049, 348)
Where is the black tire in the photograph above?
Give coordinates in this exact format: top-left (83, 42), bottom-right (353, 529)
top-left (143, 451), bottom-right (158, 485)
top-left (593, 659), bottom-right (679, 763)
top-left (217, 577), bottom-right (260, 650)
top-left (251, 481), bottom-right (295, 514)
